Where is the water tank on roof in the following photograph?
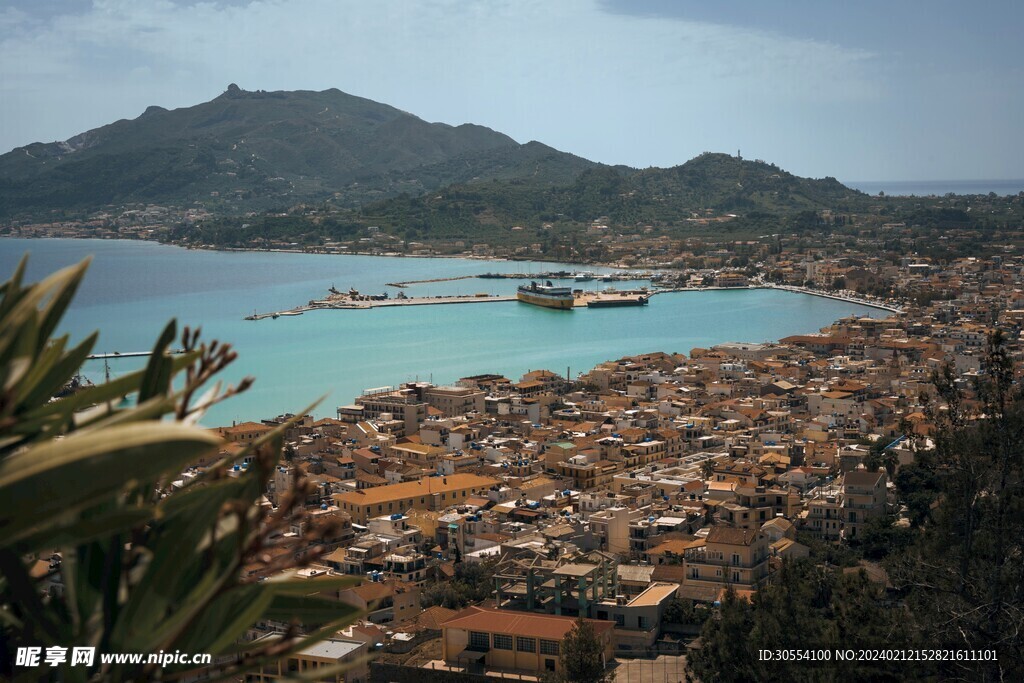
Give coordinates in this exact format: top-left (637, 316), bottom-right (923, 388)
top-left (648, 516), bottom-right (656, 522)
top-left (390, 513), bottom-right (403, 520)
top-left (562, 489), bottom-right (571, 496)
top-left (233, 464), bottom-right (240, 471)
top-left (321, 503), bottom-right (329, 510)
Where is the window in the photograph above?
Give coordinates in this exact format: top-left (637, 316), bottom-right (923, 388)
top-left (614, 614), bottom-right (624, 627)
top-left (732, 553), bottom-right (740, 566)
top-left (733, 571), bottom-right (741, 583)
top-left (638, 616), bottom-right (648, 629)
top-left (493, 634), bottom-right (512, 650)
top-left (470, 632), bottom-right (489, 649)
top-left (517, 637), bottom-right (536, 652)
top-left (540, 640), bottom-right (560, 656)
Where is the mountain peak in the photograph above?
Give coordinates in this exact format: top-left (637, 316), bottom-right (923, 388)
top-left (0, 86), bottom-right (592, 217)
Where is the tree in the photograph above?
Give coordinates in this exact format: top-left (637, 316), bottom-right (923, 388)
top-left (701, 458), bottom-right (715, 480)
top-left (560, 616), bottom-right (611, 683)
top-left (688, 561), bottom-right (908, 682)
top-left (0, 258), bottom-right (361, 682)
top-left (889, 331), bottom-right (1024, 680)
top-left (420, 560), bottom-right (494, 609)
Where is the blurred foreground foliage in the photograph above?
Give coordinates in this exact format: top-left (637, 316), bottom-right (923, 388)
top-left (0, 257), bottom-right (360, 681)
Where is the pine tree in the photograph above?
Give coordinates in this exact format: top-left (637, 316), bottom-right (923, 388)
top-left (560, 616), bottom-right (611, 683)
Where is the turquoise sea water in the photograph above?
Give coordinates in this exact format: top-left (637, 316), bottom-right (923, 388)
top-left (0, 239), bottom-right (886, 426)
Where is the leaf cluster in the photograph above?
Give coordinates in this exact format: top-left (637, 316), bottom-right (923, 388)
top-left (0, 257), bottom-right (361, 682)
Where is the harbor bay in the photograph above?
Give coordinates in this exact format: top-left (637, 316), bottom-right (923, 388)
top-left (0, 238), bottom-right (887, 425)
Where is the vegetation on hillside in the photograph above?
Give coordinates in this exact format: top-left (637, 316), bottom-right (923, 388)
top-left (0, 85), bottom-right (592, 218)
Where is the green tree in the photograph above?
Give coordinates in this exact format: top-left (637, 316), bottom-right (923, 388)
top-left (687, 561), bottom-right (908, 682)
top-left (559, 616), bottom-right (611, 683)
top-left (889, 331), bottom-right (1024, 680)
top-left (0, 258), bottom-right (361, 682)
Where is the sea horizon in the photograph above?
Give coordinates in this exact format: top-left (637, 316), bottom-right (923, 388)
top-left (844, 178), bottom-right (1024, 196)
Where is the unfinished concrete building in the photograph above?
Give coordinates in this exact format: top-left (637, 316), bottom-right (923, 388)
top-left (492, 551), bottom-right (619, 617)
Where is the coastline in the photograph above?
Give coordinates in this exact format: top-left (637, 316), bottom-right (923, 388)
top-left (243, 284), bottom-right (902, 320)
top-left (2, 235), bottom-right (903, 315)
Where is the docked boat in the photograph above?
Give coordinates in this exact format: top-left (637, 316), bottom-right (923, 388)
top-left (586, 293), bottom-right (649, 308)
top-left (517, 281), bottom-right (574, 310)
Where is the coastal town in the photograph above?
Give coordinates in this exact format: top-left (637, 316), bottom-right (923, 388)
top-left (6, 3), bottom-right (1024, 680)
top-left (107, 236), bottom-right (1011, 681)
top-left (8, 201), bottom-right (1024, 679)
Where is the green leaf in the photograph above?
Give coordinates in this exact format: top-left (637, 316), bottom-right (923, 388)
top-left (0, 423), bottom-right (221, 547)
top-left (262, 575), bottom-right (361, 595)
top-left (0, 254), bottom-right (28, 319)
top-left (113, 529), bottom-right (244, 654)
top-left (171, 584), bottom-right (275, 655)
top-left (13, 506), bottom-right (153, 554)
top-left (264, 594), bottom-right (362, 625)
top-left (111, 480), bottom-right (255, 651)
top-left (16, 350), bottom-right (199, 432)
top-left (0, 261), bottom-right (87, 366)
top-left (138, 319), bottom-right (176, 403)
top-left (14, 332), bottom-right (97, 414)
top-left (35, 257), bottom-right (90, 351)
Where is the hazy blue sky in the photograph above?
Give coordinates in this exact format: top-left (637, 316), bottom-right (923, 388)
top-left (1, 0), bottom-right (1021, 181)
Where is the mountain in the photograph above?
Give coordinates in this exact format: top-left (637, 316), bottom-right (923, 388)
top-left (352, 153), bottom-right (870, 241)
top-left (0, 85), bottom-right (595, 218)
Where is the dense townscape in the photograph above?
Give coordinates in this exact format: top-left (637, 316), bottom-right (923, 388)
top-left (8, 200), bottom-right (1024, 681)
top-left (91, 243), bottom-right (1018, 680)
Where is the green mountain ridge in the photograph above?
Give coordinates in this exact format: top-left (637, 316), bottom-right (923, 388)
top-left (353, 153), bottom-right (870, 242)
top-left (0, 85), bottom-right (594, 217)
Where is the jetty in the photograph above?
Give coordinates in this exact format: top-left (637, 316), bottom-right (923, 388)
top-left (87, 350), bottom-right (186, 359)
top-left (245, 293), bottom-right (516, 319)
top-left (385, 275), bottom-right (475, 288)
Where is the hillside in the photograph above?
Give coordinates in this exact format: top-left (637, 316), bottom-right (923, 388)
top-left (0, 85), bottom-right (595, 218)
top-left (353, 153), bottom-right (871, 241)
top-left (169, 152), bottom-right (878, 252)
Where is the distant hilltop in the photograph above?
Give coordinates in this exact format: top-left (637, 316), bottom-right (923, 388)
top-left (0, 84), bottom-right (593, 218)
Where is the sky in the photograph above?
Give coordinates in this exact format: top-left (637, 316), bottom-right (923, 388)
top-left (1, 0), bottom-right (1022, 182)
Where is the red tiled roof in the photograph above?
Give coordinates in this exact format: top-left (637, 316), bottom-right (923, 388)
top-left (441, 607), bottom-right (613, 640)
